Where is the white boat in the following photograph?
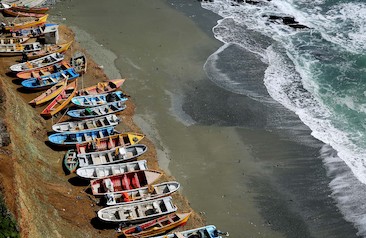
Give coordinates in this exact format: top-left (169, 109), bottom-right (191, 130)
top-left (0, 42), bottom-right (41, 56)
top-left (0, 37), bottom-right (29, 45)
top-left (71, 91), bottom-right (128, 108)
top-left (0, 3), bottom-right (11, 10)
top-left (78, 144), bottom-right (148, 167)
top-left (97, 196), bottom-right (177, 223)
top-left (105, 181), bottom-right (180, 206)
top-left (75, 160), bottom-right (148, 179)
top-left (10, 52), bottom-right (64, 72)
top-left (70, 51), bottom-right (87, 74)
top-left (151, 225), bottom-right (229, 238)
top-left (52, 114), bottom-right (121, 133)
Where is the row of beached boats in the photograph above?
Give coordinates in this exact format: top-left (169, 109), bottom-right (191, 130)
top-left (1, 5), bottom-right (229, 238)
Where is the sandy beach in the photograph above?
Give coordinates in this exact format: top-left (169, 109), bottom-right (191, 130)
top-left (50, 1), bottom-right (362, 237)
top-left (0, 0), bottom-right (362, 238)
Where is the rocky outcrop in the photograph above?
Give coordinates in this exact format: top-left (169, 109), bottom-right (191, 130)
top-left (263, 14), bottom-right (310, 29)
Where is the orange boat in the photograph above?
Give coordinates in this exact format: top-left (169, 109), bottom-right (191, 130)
top-left (122, 212), bottom-right (191, 238)
top-left (16, 61), bottom-right (71, 79)
top-left (77, 79), bottom-right (125, 96)
top-left (5, 14), bottom-right (48, 31)
top-left (29, 79), bottom-right (67, 106)
top-left (11, 5), bottom-right (49, 14)
top-left (27, 41), bottom-right (73, 60)
top-left (40, 79), bottom-right (77, 118)
top-left (4, 8), bottom-right (46, 17)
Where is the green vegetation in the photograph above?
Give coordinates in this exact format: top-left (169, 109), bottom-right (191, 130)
top-left (0, 193), bottom-right (19, 238)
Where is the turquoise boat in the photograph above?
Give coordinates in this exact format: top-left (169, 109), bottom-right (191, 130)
top-left (67, 101), bottom-right (127, 119)
top-left (71, 91), bottom-right (128, 108)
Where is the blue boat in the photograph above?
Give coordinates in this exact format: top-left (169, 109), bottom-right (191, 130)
top-left (21, 68), bottom-right (79, 91)
top-left (67, 101), bottom-right (127, 119)
top-left (71, 91), bottom-right (128, 108)
top-left (48, 126), bottom-right (116, 147)
top-left (152, 225), bottom-right (229, 238)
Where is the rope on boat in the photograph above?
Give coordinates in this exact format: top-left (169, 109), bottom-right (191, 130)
top-left (55, 107), bottom-right (69, 125)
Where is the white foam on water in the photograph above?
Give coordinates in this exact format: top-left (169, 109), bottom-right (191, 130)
top-left (322, 145), bottom-right (366, 237)
top-left (202, 0), bottom-right (366, 233)
top-left (165, 89), bottom-right (196, 127)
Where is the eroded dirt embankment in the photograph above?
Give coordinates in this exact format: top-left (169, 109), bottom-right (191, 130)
top-left (0, 25), bottom-right (204, 238)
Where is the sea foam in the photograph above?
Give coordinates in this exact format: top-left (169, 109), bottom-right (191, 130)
top-left (202, 0), bottom-right (366, 234)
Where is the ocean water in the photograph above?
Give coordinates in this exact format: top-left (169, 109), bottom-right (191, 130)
top-left (201, 0), bottom-right (366, 236)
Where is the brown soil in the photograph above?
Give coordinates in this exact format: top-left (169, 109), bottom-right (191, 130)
top-left (0, 25), bottom-right (205, 237)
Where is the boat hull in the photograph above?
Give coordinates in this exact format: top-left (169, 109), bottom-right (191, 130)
top-left (122, 212), bottom-right (191, 238)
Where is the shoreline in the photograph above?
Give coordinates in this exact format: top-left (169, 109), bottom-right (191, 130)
top-left (0, 18), bottom-right (206, 238)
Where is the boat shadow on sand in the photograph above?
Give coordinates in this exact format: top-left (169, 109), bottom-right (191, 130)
top-left (68, 176), bottom-right (90, 187)
top-left (90, 217), bottom-right (120, 230)
top-left (44, 140), bottom-right (69, 151)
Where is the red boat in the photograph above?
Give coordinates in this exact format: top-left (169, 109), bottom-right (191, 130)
top-left (90, 170), bottom-right (162, 196)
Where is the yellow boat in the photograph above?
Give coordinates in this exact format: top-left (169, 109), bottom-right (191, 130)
top-left (27, 41), bottom-right (73, 60)
top-left (29, 79), bottom-right (67, 106)
top-left (5, 14), bottom-right (48, 31)
top-left (122, 212), bottom-right (192, 238)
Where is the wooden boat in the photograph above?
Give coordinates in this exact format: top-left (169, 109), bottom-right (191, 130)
top-left (0, 3), bottom-right (11, 10)
top-left (48, 126), bottom-right (117, 147)
top-left (11, 5), bottom-right (49, 14)
top-left (10, 52), bottom-right (64, 72)
top-left (105, 181), bottom-right (180, 206)
top-left (40, 79), bottom-right (78, 117)
top-left (91, 170), bottom-right (162, 196)
top-left (122, 212), bottom-right (191, 238)
top-left (77, 144), bottom-right (148, 167)
top-left (52, 114), bottom-right (120, 133)
top-left (67, 101), bottom-right (126, 119)
top-left (10, 23), bottom-right (57, 38)
top-left (4, 14), bottom-right (48, 31)
top-left (97, 196), bottom-right (177, 223)
top-left (71, 91), bottom-right (128, 108)
top-left (77, 79), bottom-right (125, 96)
top-left (76, 160), bottom-right (148, 179)
top-left (152, 225), bottom-right (229, 238)
top-left (28, 79), bottom-right (67, 106)
top-left (21, 68), bottom-right (79, 91)
top-left (75, 132), bottom-right (145, 154)
top-left (26, 41), bottom-right (73, 60)
top-left (4, 8), bottom-right (46, 17)
top-left (5, 14), bottom-right (48, 31)
top-left (17, 61), bottom-right (71, 79)
top-left (0, 42), bottom-right (41, 56)
top-left (63, 149), bottom-right (78, 173)
top-left (0, 37), bottom-right (29, 45)
top-left (70, 51), bottom-right (87, 74)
